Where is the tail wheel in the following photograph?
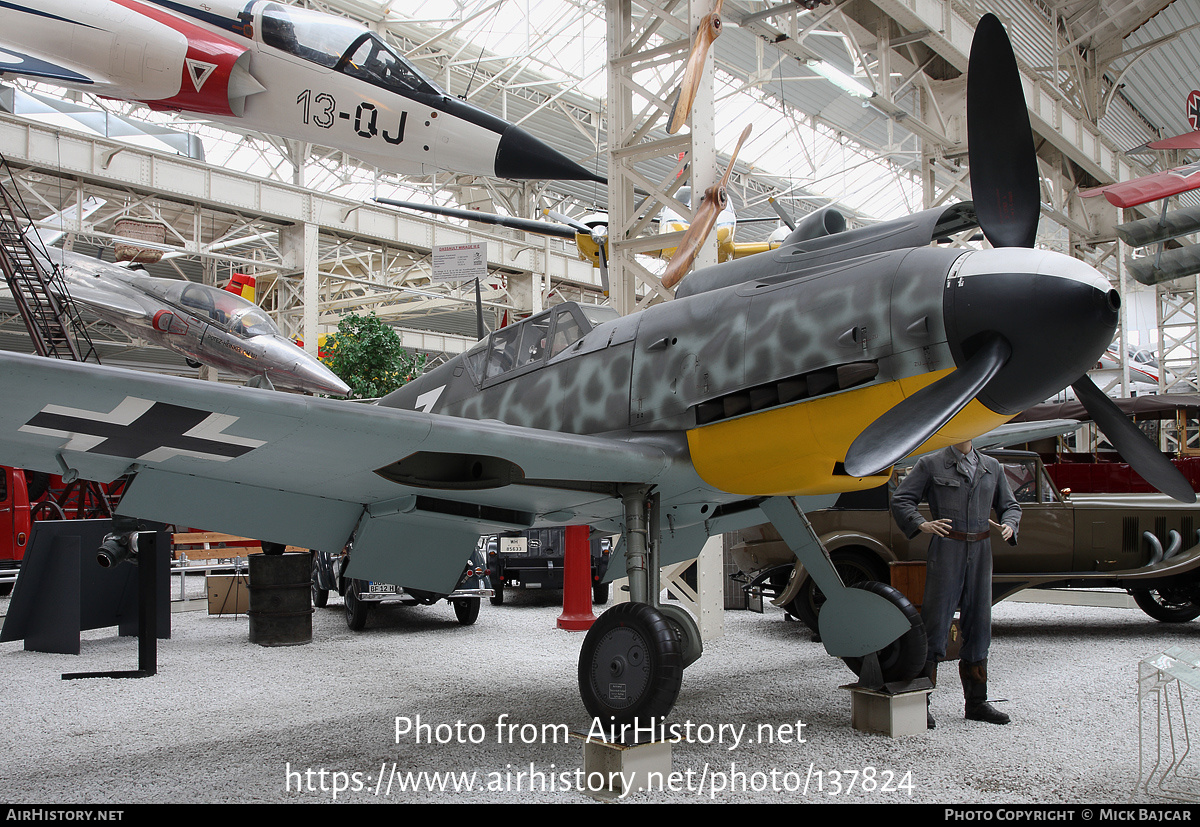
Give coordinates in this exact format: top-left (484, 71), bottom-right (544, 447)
top-left (841, 581), bottom-right (927, 683)
top-left (578, 602), bottom-right (683, 729)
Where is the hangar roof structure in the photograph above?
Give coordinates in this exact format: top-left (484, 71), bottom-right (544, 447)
top-left (0, 0), bottom-right (1198, 395)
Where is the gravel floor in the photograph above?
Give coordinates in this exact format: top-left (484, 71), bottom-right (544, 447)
top-left (1, 579), bottom-right (1198, 805)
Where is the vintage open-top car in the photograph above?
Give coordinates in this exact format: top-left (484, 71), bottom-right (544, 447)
top-left (730, 450), bottom-right (1200, 629)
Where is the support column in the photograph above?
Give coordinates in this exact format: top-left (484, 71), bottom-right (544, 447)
top-left (281, 223), bottom-right (320, 356)
top-left (606, 0), bottom-right (717, 315)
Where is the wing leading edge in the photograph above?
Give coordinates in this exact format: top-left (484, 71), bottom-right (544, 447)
top-left (0, 352), bottom-right (677, 591)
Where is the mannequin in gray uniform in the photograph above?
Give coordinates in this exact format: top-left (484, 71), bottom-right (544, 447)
top-left (890, 440), bottom-right (1021, 726)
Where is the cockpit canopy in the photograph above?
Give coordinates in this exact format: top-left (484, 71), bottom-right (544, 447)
top-left (258, 2), bottom-right (440, 98)
top-left (463, 302), bottom-right (617, 385)
top-left (133, 277), bottom-right (282, 340)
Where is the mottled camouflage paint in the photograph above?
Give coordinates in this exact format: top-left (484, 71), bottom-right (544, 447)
top-left (383, 244), bottom-right (963, 440)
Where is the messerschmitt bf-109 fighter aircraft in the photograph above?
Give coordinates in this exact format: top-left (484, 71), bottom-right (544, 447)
top-left (0, 0), bottom-right (602, 182)
top-left (0, 16), bottom-right (1191, 727)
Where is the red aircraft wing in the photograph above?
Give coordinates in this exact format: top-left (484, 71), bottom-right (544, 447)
top-left (1080, 160), bottom-right (1200, 208)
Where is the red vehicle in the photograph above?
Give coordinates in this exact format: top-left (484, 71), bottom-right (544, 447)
top-left (0, 467), bottom-right (31, 594)
top-left (0, 466), bottom-right (126, 595)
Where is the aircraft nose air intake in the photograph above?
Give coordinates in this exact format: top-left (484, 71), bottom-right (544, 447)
top-left (493, 124), bottom-right (606, 183)
top-left (944, 248), bottom-right (1120, 416)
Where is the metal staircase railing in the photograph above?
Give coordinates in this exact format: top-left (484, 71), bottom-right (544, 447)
top-left (0, 158), bottom-right (100, 363)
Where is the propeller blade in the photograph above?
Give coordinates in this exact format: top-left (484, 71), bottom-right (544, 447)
top-left (768, 197), bottom-right (796, 231)
top-left (843, 335), bottom-right (1011, 478)
top-left (667, 0), bottom-right (726, 134)
top-left (1071, 375), bottom-right (1196, 503)
top-left (543, 209), bottom-right (592, 235)
top-left (967, 13), bottom-right (1040, 249)
top-left (374, 198), bottom-right (576, 239)
top-left (598, 241), bottom-right (610, 295)
top-left (660, 124), bottom-right (752, 290)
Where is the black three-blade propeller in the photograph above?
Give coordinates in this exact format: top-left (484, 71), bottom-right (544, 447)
top-left (843, 15), bottom-right (1195, 504)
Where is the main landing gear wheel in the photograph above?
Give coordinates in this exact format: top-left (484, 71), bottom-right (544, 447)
top-left (578, 602), bottom-right (683, 730)
top-left (841, 581), bottom-right (927, 683)
top-left (1132, 588), bottom-right (1200, 623)
top-left (793, 548), bottom-right (887, 633)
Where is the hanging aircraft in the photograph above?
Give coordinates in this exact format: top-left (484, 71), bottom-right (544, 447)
top-left (374, 127), bottom-right (800, 293)
top-left (19, 199), bottom-right (349, 395)
top-left (0, 0), bottom-right (602, 183)
top-left (0, 15), bottom-right (1189, 728)
top-left (374, 190), bottom-right (789, 294)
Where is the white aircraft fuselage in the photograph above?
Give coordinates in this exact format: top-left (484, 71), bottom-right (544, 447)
top-left (0, 0), bottom-right (602, 182)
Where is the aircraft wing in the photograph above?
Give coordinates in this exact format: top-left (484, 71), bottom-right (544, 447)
top-left (58, 278), bottom-right (150, 319)
top-left (730, 240), bottom-right (777, 258)
top-left (1080, 161), bottom-right (1200, 208)
top-left (0, 352), bottom-right (676, 592)
top-left (0, 45), bottom-right (97, 86)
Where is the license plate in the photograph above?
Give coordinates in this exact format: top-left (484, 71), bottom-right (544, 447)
top-left (367, 582), bottom-right (397, 594)
top-left (500, 537), bottom-right (528, 555)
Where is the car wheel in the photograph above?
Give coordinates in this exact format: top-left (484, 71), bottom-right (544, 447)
top-left (453, 597), bottom-right (481, 626)
top-left (791, 548), bottom-right (888, 632)
top-left (841, 581), bottom-right (928, 683)
top-left (592, 581), bottom-right (609, 605)
top-left (490, 582), bottom-right (505, 606)
top-left (578, 602), bottom-right (683, 729)
top-left (310, 555), bottom-right (328, 609)
top-left (344, 579), bottom-right (371, 631)
top-left (1132, 588), bottom-right (1200, 623)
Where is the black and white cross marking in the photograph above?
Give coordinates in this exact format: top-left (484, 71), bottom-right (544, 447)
top-left (19, 397), bottom-right (266, 462)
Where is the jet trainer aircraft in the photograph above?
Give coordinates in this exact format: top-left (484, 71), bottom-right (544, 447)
top-left (19, 199), bottom-right (348, 395)
top-left (48, 248), bottom-right (351, 395)
top-left (0, 16), bottom-right (1190, 727)
top-left (0, 0), bottom-right (602, 183)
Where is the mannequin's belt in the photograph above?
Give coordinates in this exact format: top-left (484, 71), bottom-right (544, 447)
top-left (944, 530), bottom-right (990, 542)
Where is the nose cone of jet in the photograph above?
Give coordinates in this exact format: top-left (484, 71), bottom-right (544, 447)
top-left (494, 124), bottom-right (606, 183)
top-left (944, 248), bottom-right (1120, 415)
top-left (260, 336), bottom-right (351, 396)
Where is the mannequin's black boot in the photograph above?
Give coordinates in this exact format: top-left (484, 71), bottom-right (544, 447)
top-left (960, 659), bottom-right (1010, 724)
top-left (922, 660), bottom-right (938, 729)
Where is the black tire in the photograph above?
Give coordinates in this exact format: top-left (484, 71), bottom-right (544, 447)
top-left (310, 555), bottom-right (328, 609)
top-left (578, 602), bottom-right (683, 729)
top-left (842, 581), bottom-right (927, 683)
top-left (344, 580), bottom-right (371, 631)
top-left (792, 548), bottom-right (888, 632)
top-left (453, 597), bottom-right (481, 625)
top-left (1133, 588), bottom-right (1200, 623)
top-left (0, 582), bottom-right (12, 597)
top-left (261, 541), bottom-right (286, 556)
top-left (592, 581), bottom-right (610, 605)
top-left (490, 582), bottom-right (505, 606)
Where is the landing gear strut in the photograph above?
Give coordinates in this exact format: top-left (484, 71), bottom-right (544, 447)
top-left (578, 487), bottom-right (696, 728)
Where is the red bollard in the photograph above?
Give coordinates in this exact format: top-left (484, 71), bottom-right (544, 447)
top-left (557, 524), bottom-right (596, 630)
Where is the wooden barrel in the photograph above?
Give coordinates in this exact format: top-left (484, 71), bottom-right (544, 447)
top-left (248, 552), bottom-right (312, 646)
